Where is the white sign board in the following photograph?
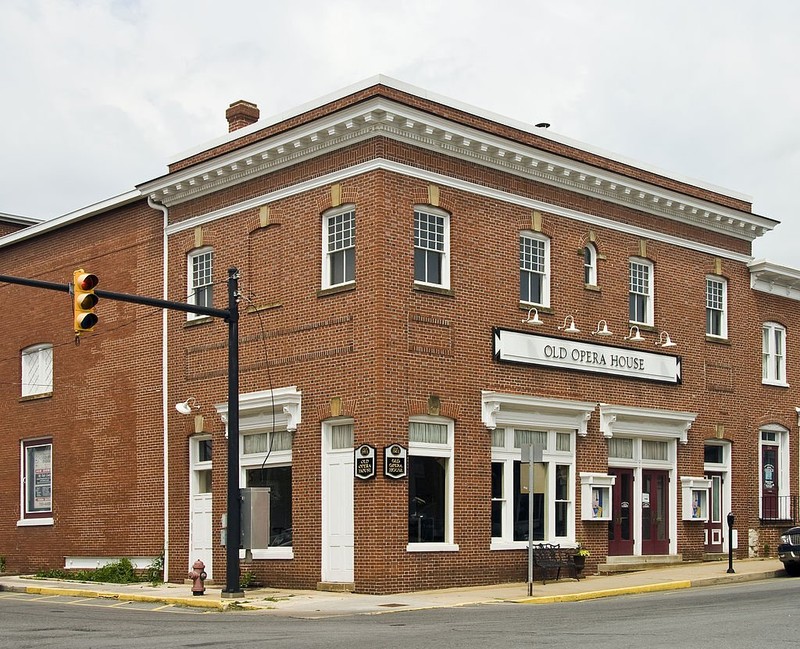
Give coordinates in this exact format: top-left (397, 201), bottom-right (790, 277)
top-left (493, 328), bottom-right (681, 384)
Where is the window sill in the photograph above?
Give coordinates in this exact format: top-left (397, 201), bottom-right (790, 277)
top-left (490, 540), bottom-right (576, 551)
top-left (406, 542), bottom-right (459, 553)
top-left (705, 335), bottom-right (730, 345)
top-left (184, 316), bottom-right (213, 328)
top-left (762, 380), bottom-right (790, 388)
top-left (239, 547), bottom-right (293, 560)
top-left (519, 303), bottom-right (553, 315)
top-left (413, 283), bottom-right (454, 297)
top-left (317, 283), bottom-right (356, 298)
top-left (246, 302), bottom-right (282, 313)
top-left (20, 392), bottom-right (53, 403)
top-left (17, 517), bottom-right (53, 527)
top-left (628, 322), bottom-right (656, 332)
top-left (584, 284), bottom-right (601, 292)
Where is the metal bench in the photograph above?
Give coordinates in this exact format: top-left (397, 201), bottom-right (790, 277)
top-left (532, 543), bottom-right (579, 584)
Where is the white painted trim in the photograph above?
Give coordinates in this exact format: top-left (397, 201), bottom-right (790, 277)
top-left (16, 518), bottom-right (53, 527)
top-left (481, 390), bottom-right (595, 434)
top-left (599, 403), bottom-right (696, 443)
top-left (169, 75), bottom-right (752, 204)
top-left (406, 543), bottom-right (459, 553)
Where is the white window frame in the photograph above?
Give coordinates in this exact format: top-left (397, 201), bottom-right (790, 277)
top-left (321, 205), bottom-right (355, 289)
top-left (407, 416), bottom-right (457, 552)
top-left (629, 258), bottom-right (654, 326)
top-left (190, 435), bottom-right (212, 496)
top-left (19, 439), bottom-right (54, 526)
top-left (413, 206), bottom-right (450, 289)
top-left (187, 247), bottom-right (213, 320)
top-left (706, 275), bottom-right (727, 338)
top-left (762, 322), bottom-right (787, 386)
top-left (583, 243), bottom-right (598, 286)
top-left (759, 425), bottom-right (790, 520)
top-left (216, 387), bottom-right (302, 560)
top-left (519, 231), bottom-right (550, 307)
top-left (21, 343), bottom-right (53, 398)
top-left (491, 427), bottom-right (575, 549)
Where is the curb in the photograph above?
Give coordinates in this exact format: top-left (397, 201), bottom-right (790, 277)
top-left (1, 583), bottom-right (225, 610)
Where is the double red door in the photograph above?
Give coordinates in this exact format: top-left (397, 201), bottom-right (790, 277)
top-left (609, 468), bottom-right (669, 556)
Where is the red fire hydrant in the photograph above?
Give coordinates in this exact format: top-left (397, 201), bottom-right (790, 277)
top-left (188, 559), bottom-right (207, 596)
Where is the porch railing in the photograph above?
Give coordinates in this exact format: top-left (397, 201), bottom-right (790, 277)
top-left (760, 495), bottom-right (798, 523)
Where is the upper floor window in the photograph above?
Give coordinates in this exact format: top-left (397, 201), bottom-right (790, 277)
top-left (706, 276), bottom-right (727, 338)
top-left (520, 232), bottom-right (550, 306)
top-left (21, 343), bottom-right (53, 398)
top-left (20, 439), bottom-right (53, 524)
top-left (583, 244), bottom-right (597, 286)
top-left (414, 207), bottom-right (450, 289)
top-left (629, 258), bottom-right (653, 325)
top-left (322, 206), bottom-right (355, 289)
top-left (188, 247), bottom-right (213, 319)
top-left (762, 322), bottom-right (786, 385)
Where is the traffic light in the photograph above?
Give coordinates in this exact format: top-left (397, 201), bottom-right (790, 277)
top-left (73, 269), bottom-right (99, 333)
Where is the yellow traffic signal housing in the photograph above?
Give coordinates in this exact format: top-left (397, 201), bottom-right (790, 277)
top-left (73, 269), bottom-right (99, 333)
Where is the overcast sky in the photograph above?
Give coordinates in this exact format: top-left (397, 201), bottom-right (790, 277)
top-left (1, 0), bottom-right (797, 267)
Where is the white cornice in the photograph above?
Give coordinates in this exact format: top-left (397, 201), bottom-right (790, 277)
top-left (598, 403), bottom-right (697, 444)
top-left (165, 158), bottom-right (755, 264)
top-left (0, 212), bottom-right (42, 226)
top-left (141, 97), bottom-right (773, 243)
top-left (749, 259), bottom-right (800, 302)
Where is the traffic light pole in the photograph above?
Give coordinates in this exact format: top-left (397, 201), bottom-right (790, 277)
top-left (0, 269), bottom-right (243, 597)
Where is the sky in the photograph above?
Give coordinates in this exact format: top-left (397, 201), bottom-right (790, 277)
top-left (1, 0), bottom-right (798, 267)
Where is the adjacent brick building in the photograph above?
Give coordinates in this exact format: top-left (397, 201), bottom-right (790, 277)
top-left (1, 77), bottom-right (798, 593)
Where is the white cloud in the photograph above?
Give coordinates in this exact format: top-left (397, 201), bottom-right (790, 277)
top-left (0, 0), bottom-right (797, 265)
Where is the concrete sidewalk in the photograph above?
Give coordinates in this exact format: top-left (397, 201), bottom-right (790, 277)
top-left (0, 558), bottom-right (787, 618)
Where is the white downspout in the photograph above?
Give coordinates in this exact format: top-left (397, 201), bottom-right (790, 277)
top-left (148, 196), bottom-right (170, 581)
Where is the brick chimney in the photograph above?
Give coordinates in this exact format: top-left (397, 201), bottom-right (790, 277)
top-left (225, 100), bottom-right (260, 132)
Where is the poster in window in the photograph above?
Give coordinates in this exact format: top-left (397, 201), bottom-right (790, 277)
top-left (30, 446), bottom-right (52, 511)
top-left (592, 487), bottom-right (604, 518)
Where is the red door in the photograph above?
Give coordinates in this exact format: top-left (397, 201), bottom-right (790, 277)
top-left (641, 470), bottom-right (669, 555)
top-left (762, 445), bottom-right (778, 519)
top-left (704, 472), bottom-right (723, 552)
top-left (608, 468), bottom-right (634, 556)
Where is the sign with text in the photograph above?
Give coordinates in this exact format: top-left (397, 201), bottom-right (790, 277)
top-left (354, 444), bottom-right (376, 480)
top-left (384, 444), bottom-right (408, 479)
top-left (493, 328), bottom-right (681, 384)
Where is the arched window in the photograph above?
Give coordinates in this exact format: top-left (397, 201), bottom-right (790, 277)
top-left (583, 244), bottom-right (597, 286)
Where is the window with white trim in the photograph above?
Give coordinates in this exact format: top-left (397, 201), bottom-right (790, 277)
top-left (759, 426), bottom-right (790, 520)
top-left (21, 439), bottom-right (53, 523)
top-left (762, 322), bottom-right (786, 385)
top-left (322, 206), bottom-right (355, 289)
top-left (187, 247), bottom-right (213, 319)
top-left (243, 429), bottom-right (293, 548)
top-left (21, 343), bottom-right (53, 398)
top-left (629, 258), bottom-right (653, 325)
top-left (491, 428), bottom-right (574, 545)
top-left (706, 276), bottom-right (727, 338)
top-left (414, 207), bottom-right (450, 288)
top-left (520, 232), bottom-right (550, 306)
top-left (583, 244), bottom-right (597, 286)
top-left (408, 417), bottom-right (455, 549)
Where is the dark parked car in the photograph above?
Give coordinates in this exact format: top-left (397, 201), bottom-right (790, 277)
top-left (778, 526), bottom-right (800, 576)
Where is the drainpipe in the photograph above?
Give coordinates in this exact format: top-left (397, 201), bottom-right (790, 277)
top-left (148, 196), bottom-right (170, 581)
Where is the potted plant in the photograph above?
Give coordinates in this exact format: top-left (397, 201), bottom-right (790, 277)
top-left (573, 545), bottom-right (590, 574)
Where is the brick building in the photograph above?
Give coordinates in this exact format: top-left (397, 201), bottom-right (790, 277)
top-left (1, 77), bottom-right (798, 594)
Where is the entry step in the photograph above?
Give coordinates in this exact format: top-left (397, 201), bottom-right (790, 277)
top-left (599, 554), bottom-right (683, 574)
top-left (317, 581), bottom-right (355, 592)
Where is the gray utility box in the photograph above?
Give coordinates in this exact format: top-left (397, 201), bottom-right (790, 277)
top-left (240, 487), bottom-right (270, 550)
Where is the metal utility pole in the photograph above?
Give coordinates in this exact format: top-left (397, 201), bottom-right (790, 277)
top-left (0, 269), bottom-right (243, 596)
